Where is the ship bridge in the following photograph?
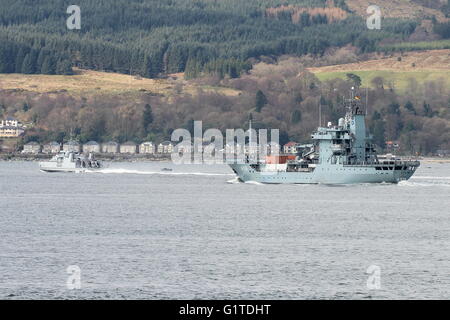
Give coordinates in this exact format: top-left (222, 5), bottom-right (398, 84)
top-left (311, 127), bottom-right (351, 141)
top-left (310, 96), bottom-right (375, 166)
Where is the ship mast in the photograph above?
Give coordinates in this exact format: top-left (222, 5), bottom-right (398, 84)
top-left (248, 115), bottom-right (253, 162)
top-left (249, 118), bottom-right (252, 146)
top-left (319, 103), bottom-right (322, 127)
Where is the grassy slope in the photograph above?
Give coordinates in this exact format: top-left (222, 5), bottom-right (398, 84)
top-left (308, 49), bottom-right (450, 89)
top-left (0, 69), bottom-right (241, 97)
top-left (1, 50), bottom-right (449, 94)
top-left (314, 70), bottom-right (450, 89)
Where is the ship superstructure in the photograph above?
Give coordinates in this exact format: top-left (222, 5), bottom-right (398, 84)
top-left (229, 94), bottom-right (420, 184)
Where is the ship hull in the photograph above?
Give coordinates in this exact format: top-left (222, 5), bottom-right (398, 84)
top-left (38, 151), bottom-right (103, 173)
top-left (39, 167), bottom-right (95, 173)
top-left (229, 163), bottom-right (419, 184)
top-left (39, 162), bottom-right (101, 173)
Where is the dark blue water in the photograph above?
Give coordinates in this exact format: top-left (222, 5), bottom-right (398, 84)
top-left (0, 160), bottom-right (449, 299)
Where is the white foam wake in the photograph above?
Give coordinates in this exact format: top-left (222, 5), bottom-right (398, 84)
top-left (244, 180), bottom-right (264, 185)
top-left (412, 176), bottom-right (450, 180)
top-left (398, 180), bottom-right (450, 187)
top-left (89, 168), bottom-right (234, 177)
top-left (227, 177), bottom-right (241, 184)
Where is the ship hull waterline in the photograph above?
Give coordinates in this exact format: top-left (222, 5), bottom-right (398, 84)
top-left (39, 167), bottom-right (99, 173)
top-left (229, 163), bottom-right (418, 184)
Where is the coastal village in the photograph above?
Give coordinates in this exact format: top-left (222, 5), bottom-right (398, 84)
top-left (0, 116), bottom-right (176, 158)
top-left (0, 115), bottom-right (276, 159)
top-left (19, 140), bottom-right (175, 156)
top-left (0, 117), bottom-right (268, 159)
top-left (0, 115), bottom-right (299, 160)
top-left (1, 116), bottom-right (449, 159)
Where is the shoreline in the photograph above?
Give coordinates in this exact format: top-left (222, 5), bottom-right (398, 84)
top-left (1, 153), bottom-right (450, 163)
top-left (0, 153), bottom-right (172, 162)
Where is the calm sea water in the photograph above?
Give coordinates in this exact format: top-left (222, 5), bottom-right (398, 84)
top-left (0, 160), bottom-right (449, 300)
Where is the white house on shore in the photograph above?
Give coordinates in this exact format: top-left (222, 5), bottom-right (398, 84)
top-left (139, 141), bottom-right (155, 154)
top-left (63, 140), bottom-right (80, 153)
top-left (43, 141), bottom-right (61, 154)
top-left (158, 141), bottom-right (174, 154)
top-left (83, 141), bottom-right (101, 153)
top-left (102, 141), bottom-right (119, 154)
top-left (120, 141), bottom-right (137, 154)
top-left (22, 141), bottom-right (41, 154)
top-left (283, 142), bottom-right (298, 154)
top-left (0, 116), bottom-right (25, 138)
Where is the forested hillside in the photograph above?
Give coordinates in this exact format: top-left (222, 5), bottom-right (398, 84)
top-left (0, 1), bottom-right (449, 155)
top-left (0, 0), bottom-right (420, 78)
top-left (1, 57), bottom-right (449, 155)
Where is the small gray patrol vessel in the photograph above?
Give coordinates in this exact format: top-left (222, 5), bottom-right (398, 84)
top-left (39, 151), bottom-right (102, 173)
top-left (229, 93), bottom-right (420, 184)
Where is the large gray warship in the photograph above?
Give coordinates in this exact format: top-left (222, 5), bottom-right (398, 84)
top-left (229, 94), bottom-right (420, 184)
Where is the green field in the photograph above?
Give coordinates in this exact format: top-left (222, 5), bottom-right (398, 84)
top-left (314, 70), bottom-right (450, 90)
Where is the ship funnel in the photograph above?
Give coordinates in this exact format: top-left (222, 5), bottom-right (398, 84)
top-left (338, 118), bottom-right (345, 127)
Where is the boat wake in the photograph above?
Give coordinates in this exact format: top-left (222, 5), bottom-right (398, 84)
top-left (398, 176), bottom-right (450, 187)
top-left (412, 176), bottom-right (450, 180)
top-left (225, 177), bottom-right (265, 185)
top-left (87, 168), bottom-right (234, 177)
top-left (224, 178), bottom-right (265, 185)
top-left (227, 177), bottom-right (241, 184)
top-left (244, 180), bottom-right (264, 185)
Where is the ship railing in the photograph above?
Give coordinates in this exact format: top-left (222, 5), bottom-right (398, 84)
top-left (343, 160), bottom-right (420, 167)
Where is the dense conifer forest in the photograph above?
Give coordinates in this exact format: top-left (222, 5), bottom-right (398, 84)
top-left (0, 0), bottom-right (449, 155)
top-left (0, 0), bottom-right (419, 78)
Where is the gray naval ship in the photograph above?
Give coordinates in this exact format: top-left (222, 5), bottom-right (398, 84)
top-left (229, 95), bottom-right (420, 184)
top-left (39, 151), bottom-right (102, 173)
